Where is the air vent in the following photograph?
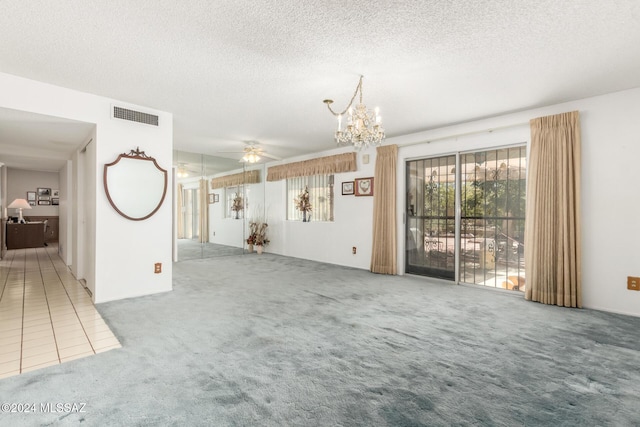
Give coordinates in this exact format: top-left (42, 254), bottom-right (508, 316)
top-left (112, 106), bottom-right (159, 126)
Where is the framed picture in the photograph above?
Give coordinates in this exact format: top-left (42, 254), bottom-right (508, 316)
top-left (214, 193), bottom-right (220, 203)
top-left (38, 200), bottom-right (51, 206)
top-left (355, 177), bottom-right (374, 196)
top-left (208, 193), bottom-right (215, 204)
top-left (28, 201), bottom-right (36, 207)
top-left (37, 188), bottom-right (51, 197)
top-left (52, 198), bottom-right (59, 206)
top-left (27, 191), bottom-right (36, 201)
top-left (52, 189), bottom-right (60, 197)
top-left (342, 181), bottom-right (354, 195)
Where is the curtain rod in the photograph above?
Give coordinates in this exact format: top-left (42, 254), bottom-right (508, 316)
top-left (399, 121), bottom-right (529, 147)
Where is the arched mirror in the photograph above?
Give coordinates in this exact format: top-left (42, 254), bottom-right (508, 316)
top-left (104, 148), bottom-right (168, 221)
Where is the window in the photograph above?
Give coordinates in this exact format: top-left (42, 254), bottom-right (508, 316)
top-left (287, 175), bottom-right (334, 222)
top-left (226, 186), bottom-right (244, 219)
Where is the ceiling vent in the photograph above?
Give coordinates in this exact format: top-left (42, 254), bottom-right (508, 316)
top-left (112, 106), bottom-right (159, 126)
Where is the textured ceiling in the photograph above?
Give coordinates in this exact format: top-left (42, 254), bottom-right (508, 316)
top-left (1, 0), bottom-right (640, 169)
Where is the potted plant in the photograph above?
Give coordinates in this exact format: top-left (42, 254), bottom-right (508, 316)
top-left (246, 221), bottom-right (258, 252)
top-left (254, 222), bottom-right (269, 254)
top-left (294, 185), bottom-right (312, 222)
top-left (231, 193), bottom-right (243, 219)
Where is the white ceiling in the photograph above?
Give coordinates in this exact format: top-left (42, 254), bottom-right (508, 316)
top-left (1, 0), bottom-right (640, 170)
top-left (0, 108), bottom-right (94, 172)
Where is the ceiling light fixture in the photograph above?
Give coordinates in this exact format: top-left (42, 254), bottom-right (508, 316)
top-left (242, 149), bottom-right (260, 163)
top-left (323, 75), bottom-right (385, 150)
top-left (176, 164), bottom-right (189, 178)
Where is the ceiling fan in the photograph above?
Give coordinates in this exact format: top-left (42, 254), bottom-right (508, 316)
top-left (175, 162), bottom-right (191, 178)
top-left (218, 141), bottom-right (282, 163)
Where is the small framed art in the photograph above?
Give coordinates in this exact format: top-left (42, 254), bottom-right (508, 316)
top-left (37, 188), bottom-right (51, 197)
top-left (52, 198), bottom-right (60, 206)
top-left (214, 193), bottom-right (220, 203)
top-left (38, 200), bottom-right (51, 206)
top-left (27, 191), bottom-right (36, 202)
top-left (355, 177), bottom-right (374, 196)
top-left (342, 181), bottom-right (354, 195)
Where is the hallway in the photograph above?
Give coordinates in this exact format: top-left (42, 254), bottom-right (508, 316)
top-left (0, 245), bottom-right (120, 379)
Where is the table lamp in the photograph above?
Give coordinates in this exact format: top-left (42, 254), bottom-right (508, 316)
top-left (8, 198), bottom-right (32, 223)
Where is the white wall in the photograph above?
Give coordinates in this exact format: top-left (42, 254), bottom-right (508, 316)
top-left (0, 72), bottom-right (173, 303)
top-left (58, 160), bottom-right (72, 265)
top-left (263, 147), bottom-right (376, 269)
top-left (1, 165), bottom-right (7, 217)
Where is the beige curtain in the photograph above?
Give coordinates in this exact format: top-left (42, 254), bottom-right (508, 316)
top-left (198, 179), bottom-right (209, 243)
top-left (267, 152), bottom-right (356, 181)
top-left (370, 145), bottom-right (397, 274)
top-left (177, 184), bottom-right (184, 239)
top-left (525, 111), bottom-right (582, 307)
top-left (211, 170), bottom-right (260, 189)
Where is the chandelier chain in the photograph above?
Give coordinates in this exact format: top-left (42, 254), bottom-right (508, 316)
top-left (326, 76), bottom-right (363, 117)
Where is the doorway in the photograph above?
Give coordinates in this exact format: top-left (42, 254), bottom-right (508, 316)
top-left (406, 155), bottom-right (456, 279)
top-left (405, 146), bottom-right (527, 292)
top-left (182, 187), bottom-right (200, 240)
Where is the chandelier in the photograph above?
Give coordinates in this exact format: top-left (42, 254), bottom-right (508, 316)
top-left (323, 75), bottom-right (385, 149)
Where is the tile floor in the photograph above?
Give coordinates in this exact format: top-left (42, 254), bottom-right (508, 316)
top-left (0, 244), bottom-right (120, 379)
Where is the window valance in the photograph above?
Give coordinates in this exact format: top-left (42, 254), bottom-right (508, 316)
top-left (210, 170), bottom-right (261, 189)
top-left (266, 152), bottom-right (357, 181)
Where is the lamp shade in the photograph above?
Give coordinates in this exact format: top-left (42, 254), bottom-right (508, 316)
top-left (8, 198), bottom-right (32, 210)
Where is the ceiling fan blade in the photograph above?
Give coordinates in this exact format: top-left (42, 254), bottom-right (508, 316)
top-left (261, 152), bottom-right (282, 161)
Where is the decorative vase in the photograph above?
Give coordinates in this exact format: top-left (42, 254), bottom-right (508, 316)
top-left (303, 211), bottom-right (306, 222)
top-left (235, 210), bottom-right (239, 219)
top-left (257, 245), bottom-right (263, 254)
top-left (247, 244), bottom-right (253, 253)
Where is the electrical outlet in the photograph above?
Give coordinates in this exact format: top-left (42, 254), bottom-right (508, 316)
top-left (628, 276), bottom-right (640, 291)
top-left (155, 263), bottom-right (162, 274)
top-left (352, 247), bottom-right (357, 254)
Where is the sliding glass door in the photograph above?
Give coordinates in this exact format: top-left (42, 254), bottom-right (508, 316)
top-left (406, 146), bottom-right (527, 292)
top-left (406, 155), bottom-right (457, 279)
top-left (459, 147), bottom-right (526, 290)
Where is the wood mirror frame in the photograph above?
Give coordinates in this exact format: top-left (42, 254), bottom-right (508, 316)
top-left (104, 147), bottom-right (168, 221)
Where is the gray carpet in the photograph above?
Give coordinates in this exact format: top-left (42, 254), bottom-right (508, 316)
top-left (2, 254), bottom-right (640, 426)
